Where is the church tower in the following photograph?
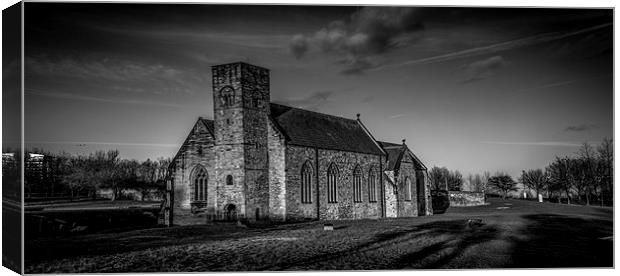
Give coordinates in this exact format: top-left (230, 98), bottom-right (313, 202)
top-left (212, 62), bottom-right (270, 221)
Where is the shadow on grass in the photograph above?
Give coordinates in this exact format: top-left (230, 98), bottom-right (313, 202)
top-left (265, 219), bottom-right (500, 270)
top-left (508, 213), bottom-right (613, 268)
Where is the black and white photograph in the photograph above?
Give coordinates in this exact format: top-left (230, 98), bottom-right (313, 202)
top-left (1, 0), bottom-right (616, 273)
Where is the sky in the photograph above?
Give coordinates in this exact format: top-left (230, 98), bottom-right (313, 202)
top-left (17, 2), bottom-right (613, 178)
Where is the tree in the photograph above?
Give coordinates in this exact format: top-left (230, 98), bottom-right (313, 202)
top-left (91, 150), bottom-right (122, 200)
top-left (596, 138), bottom-right (613, 206)
top-left (520, 169), bottom-right (547, 200)
top-left (137, 159), bottom-right (159, 201)
top-left (429, 166), bottom-right (463, 191)
top-left (61, 156), bottom-right (92, 200)
top-left (546, 157), bottom-right (574, 204)
top-left (577, 142), bottom-right (597, 205)
top-left (429, 166), bottom-right (448, 190)
top-left (447, 170), bottom-right (463, 191)
top-left (487, 173), bottom-right (517, 199)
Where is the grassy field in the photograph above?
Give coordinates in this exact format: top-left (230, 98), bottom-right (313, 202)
top-left (25, 198), bottom-right (613, 272)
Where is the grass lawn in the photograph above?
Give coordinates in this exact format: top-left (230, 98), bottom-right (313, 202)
top-left (25, 198), bottom-right (613, 272)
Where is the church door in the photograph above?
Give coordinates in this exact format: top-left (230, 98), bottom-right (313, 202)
top-left (225, 204), bottom-right (237, 221)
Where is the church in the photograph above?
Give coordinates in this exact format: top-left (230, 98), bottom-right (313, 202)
top-left (169, 62), bottom-right (433, 222)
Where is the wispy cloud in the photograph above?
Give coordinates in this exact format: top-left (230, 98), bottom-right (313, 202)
top-left (26, 56), bottom-right (205, 95)
top-left (517, 74), bottom-right (612, 92)
top-left (389, 114), bottom-right (406, 119)
top-left (276, 91), bottom-right (334, 111)
top-left (373, 22), bottom-right (612, 70)
top-left (481, 141), bottom-right (582, 147)
top-left (459, 55), bottom-right (508, 83)
top-left (361, 96), bottom-right (374, 103)
top-left (25, 88), bottom-right (183, 108)
top-left (565, 124), bottom-right (598, 132)
top-left (518, 80), bottom-right (576, 92)
top-left (26, 140), bottom-right (178, 148)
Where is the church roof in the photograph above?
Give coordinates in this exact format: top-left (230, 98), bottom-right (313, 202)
top-left (378, 141), bottom-right (427, 172)
top-left (270, 103), bottom-right (384, 155)
top-left (379, 141), bottom-right (405, 171)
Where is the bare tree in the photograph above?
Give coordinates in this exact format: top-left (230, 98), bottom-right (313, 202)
top-left (520, 169), bottom-right (547, 200)
top-left (546, 157), bottom-right (574, 204)
top-left (487, 173), bottom-right (517, 199)
top-left (596, 138), bottom-right (613, 206)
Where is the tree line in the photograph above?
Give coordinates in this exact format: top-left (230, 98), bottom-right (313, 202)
top-left (19, 149), bottom-right (171, 201)
top-left (428, 139), bottom-right (613, 206)
top-left (520, 139), bottom-right (613, 206)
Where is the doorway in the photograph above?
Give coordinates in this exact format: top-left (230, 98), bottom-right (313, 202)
top-left (225, 204), bottom-right (237, 221)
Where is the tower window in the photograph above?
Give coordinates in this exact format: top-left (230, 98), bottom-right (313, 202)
top-left (226, 175), bottom-right (233, 186)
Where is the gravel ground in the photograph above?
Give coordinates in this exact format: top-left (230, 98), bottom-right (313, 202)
top-left (25, 198), bottom-right (613, 272)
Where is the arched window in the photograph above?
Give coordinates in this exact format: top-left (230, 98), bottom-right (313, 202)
top-left (327, 163), bottom-right (339, 203)
top-left (353, 165), bottom-right (362, 202)
top-left (226, 175), bottom-right (233, 186)
top-left (191, 166), bottom-right (208, 201)
top-left (404, 176), bottom-right (412, 201)
top-left (368, 167), bottom-right (377, 202)
top-left (301, 161), bottom-right (313, 203)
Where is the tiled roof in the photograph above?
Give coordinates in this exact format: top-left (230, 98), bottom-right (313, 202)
top-left (378, 141), bottom-right (427, 172)
top-left (270, 103), bottom-right (384, 155)
top-left (378, 141), bottom-right (406, 171)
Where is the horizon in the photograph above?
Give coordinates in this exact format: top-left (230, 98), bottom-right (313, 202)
top-left (6, 3), bottom-right (613, 178)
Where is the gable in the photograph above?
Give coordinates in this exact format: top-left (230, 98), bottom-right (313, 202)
top-left (170, 117), bottom-right (215, 166)
top-left (379, 141), bottom-right (427, 173)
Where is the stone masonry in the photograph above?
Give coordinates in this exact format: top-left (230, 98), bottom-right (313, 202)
top-left (169, 61), bottom-right (433, 223)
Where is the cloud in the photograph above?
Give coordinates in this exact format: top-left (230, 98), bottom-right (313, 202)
top-left (289, 7), bottom-right (424, 73)
top-left (517, 80), bottom-right (576, 92)
top-left (481, 141), bottom-right (582, 147)
top-left (289, 34), bottom-right (309, 59)
top-left (361, 96), bottom-right (374, 103)
top-left (338, 57), bottom-right (377, 75)
top-left (565, 124), bottom-right (598, 132)
top-left (25, 88), bottom-right (183, 108)
top-left (460, 55), bottom-right (508, 83)
top-left (277, 90), bottom-right (334, 111)
top-left (25, 55), bottom-right (205, 95)
top-left (373, 22), bottom-right (612, 70)
top-left (389, 114), bottom-right (406, 119)
top-left (517, 74), bottom-right (611, 92)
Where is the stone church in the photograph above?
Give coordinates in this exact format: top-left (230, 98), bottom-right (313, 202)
top-left (170, 62), bottom-right (433, 222)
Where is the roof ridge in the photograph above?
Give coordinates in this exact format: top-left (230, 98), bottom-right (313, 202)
top-left (270, 102), bottom-right (357, 123)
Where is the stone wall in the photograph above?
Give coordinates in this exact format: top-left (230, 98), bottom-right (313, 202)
top-left (284, 145), bottom-right (318, 220)
top-left (395, 153), bottom-right (418, 217)
top-left (267, 119), bottom-right (286, 221)
top-left (315, 148), bottom-right (383, 220)
top-left (448, 191), bottom-right (485, 206)
top-left (384, 179), bottom-right (397, 218)
top-left (171, 119), bottom-right (216, 216)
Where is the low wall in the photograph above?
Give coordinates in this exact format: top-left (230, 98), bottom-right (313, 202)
top-left (448, 191), bottom-right (485, 207)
